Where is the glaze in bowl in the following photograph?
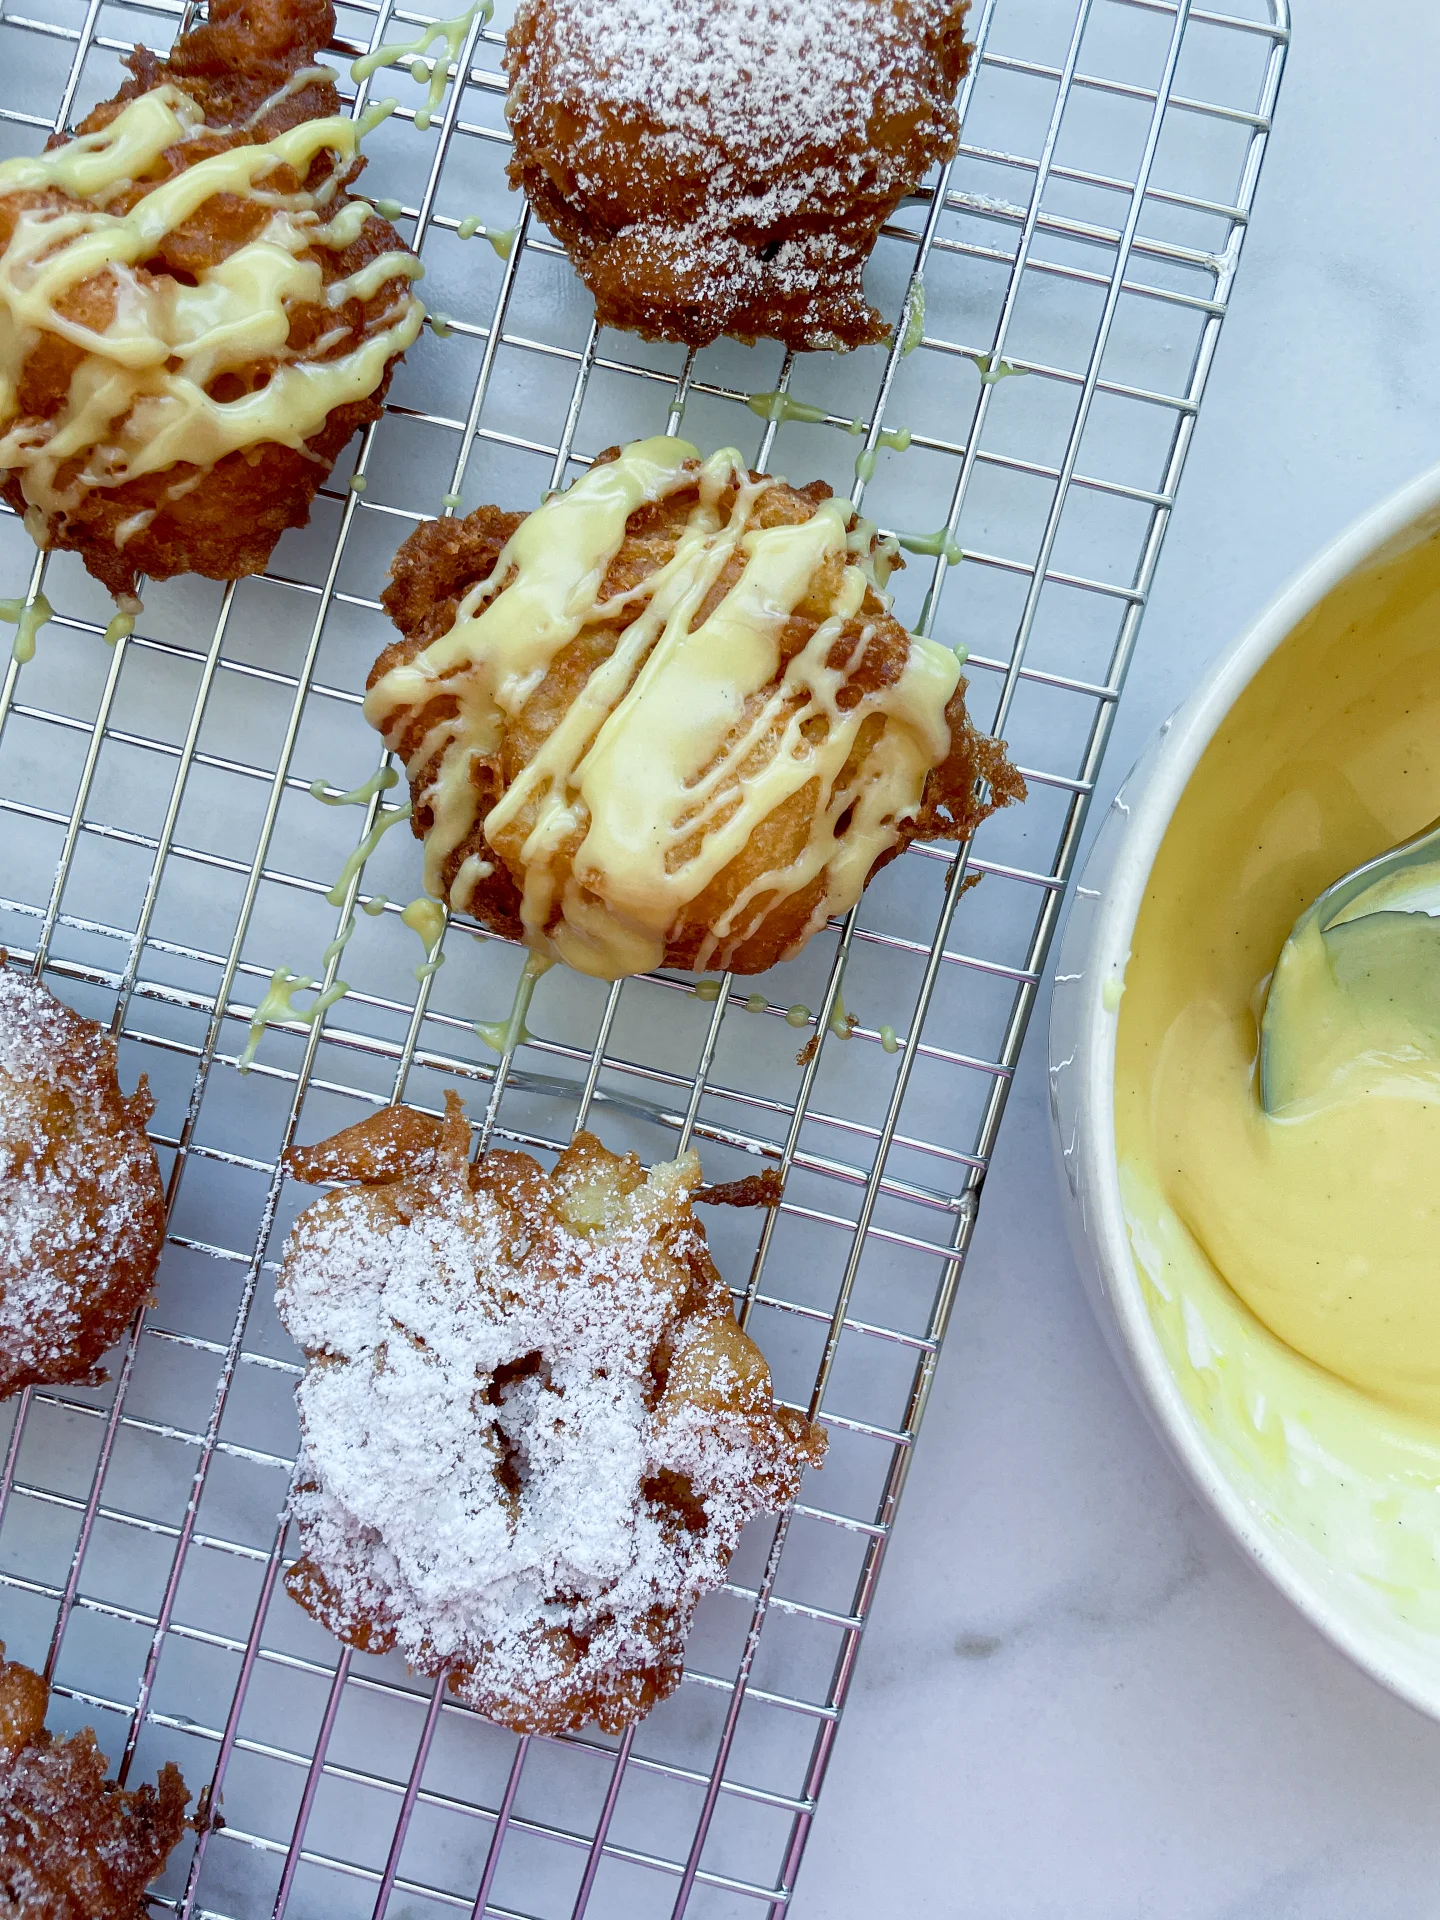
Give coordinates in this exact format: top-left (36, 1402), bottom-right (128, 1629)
top-left (1049, 462), bottom-right (1440, 1721)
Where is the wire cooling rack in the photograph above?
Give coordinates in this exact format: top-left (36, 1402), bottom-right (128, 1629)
top-left (0, 0), bottom-right (1286, 1913)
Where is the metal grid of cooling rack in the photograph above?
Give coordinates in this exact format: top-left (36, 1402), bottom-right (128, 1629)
top-left (0, 0), bottom-right (1286, 1913)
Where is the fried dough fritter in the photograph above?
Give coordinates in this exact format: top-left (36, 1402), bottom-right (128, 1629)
top-left (0, 1646), bottom-right (189, 1917)
top-left (0, 959), bottom-right (166, 1398)
top-left (364, 438), bottom-right (1024, 979)
top-left (0, 0), bottom-right (423, 599)
top-left (505, 0), bottom-right (972, 350)
top-left (278, 1093), bottom-right (825, 1736)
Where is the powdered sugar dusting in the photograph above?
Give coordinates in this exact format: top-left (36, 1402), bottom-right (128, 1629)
top-left (565, 0), bottom-right (916, 161)
top-left (279, 1124), bottom-right (822, 1733)
top-left (506, 0), bottom-right (970, 348)
top-left (0, 1650), bottom-right (189, 1906)
top-left (0, 965), bottom-right (165, 1394)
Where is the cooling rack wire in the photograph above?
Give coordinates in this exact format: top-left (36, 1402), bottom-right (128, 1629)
top-left (0, 0), bottom-right (1287, 1913)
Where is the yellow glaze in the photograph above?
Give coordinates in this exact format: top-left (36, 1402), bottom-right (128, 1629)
top-left (238, 965), bottom-right (348, 1071)
top-left (401, 892), bottom-right (447, 980)
top-left (1116, 517), bottom-right (1440, 1632)
top-left (364, 436), bottom-right (960, 981)
top-left (1118, 551), bottom-right (1440, 1419)
top-left (0, 590), bottom-right (52, 662)
top-left (475, 951), bottom-right (551, 1054)
top-left (400, 894), bottom-right (446, 951)
top-left (899, 279), bottom-right (925, 356)
top-left (1260, 840), bottom-right (1440, 1114)
top-left (745, 390), bottom-right (825, 426)
top-left (0, 85), bottom-right (423, 527)
top-left (351, 2), bottom-right (487, 132)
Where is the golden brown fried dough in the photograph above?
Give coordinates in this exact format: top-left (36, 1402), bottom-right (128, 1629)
top-left (505, 0), bottom-right (972, 349)
top-left (0, 0), bottom-right (423, 598)
top-left (0, 960), bottom-right (165, 1397)
top-left (0, 1645), bottom-right (189, 1917)
top-left (694, 1169), bottom-right (784, 1208)
top-left (278, 1092), bottom-right (824, 1735)
top-left (365, 439), bottom-right (1024, 979)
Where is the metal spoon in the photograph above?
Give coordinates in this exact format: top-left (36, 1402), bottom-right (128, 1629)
top-left (1258, 815), bottom-right (1440, 1113)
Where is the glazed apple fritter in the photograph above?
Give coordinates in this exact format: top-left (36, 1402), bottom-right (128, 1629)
top-left (0, 959), bottom-right (165, 1398)
top-left (0, 0), bottom-right (424, 598)
top-left (278, 1093), bottom-right (825, 1736)
top-left (505, 0), bottom-right (972, 349)
top-left (0, 1646), bottom-right (189, 1918)
top-left (365, 436), bottom-right (1024, 980)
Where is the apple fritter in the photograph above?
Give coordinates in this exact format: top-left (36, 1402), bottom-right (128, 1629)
top-left (365, 437), bottom-right (1024, 979)
top-left (505, 0), bottom-right (972, 349)
top-left (279, 1093), bottom-right (825, 1735)
top-left (0, 960), bottom-right (165, 1399)
top-left (0, 0), bottom-right (423, 599)
top-left (0, 1645), bottom-right (189, 1917)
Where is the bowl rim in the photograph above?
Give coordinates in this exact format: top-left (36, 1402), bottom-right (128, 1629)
top-left (1067, 456), bottom-right (1440, 1717)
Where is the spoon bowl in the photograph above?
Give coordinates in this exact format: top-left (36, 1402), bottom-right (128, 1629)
top-left (1258, 816), bottom-right (1440, 1113)
top-left (1049, 457), bottom-right (1440, 1727)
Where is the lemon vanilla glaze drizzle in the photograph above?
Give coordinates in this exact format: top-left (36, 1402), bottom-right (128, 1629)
top-left (0, 83), bottom-right (423, 544)
top-left (364, 436), bottom-right (963, 982)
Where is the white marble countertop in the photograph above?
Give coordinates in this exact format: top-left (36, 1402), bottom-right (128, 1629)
top-left (793, 6), bottom-right (1440, 1913)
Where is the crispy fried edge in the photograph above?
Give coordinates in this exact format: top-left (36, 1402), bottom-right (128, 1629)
top-left (0, 953), bottom-right (167, 1397)
top-left (0, 1643), bottom-right (190, 1900)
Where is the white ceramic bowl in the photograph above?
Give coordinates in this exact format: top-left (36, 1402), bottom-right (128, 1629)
top-left (1048, 461), bottom-right (1440, 1720)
